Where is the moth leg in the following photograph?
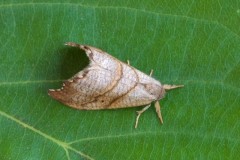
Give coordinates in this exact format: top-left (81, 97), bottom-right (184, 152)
top-left (149, 69), bottom-right (153, 76)
top-left (154, 101), bottom-right (163, 124)
top-left (163, 84), bottom-right (184, 91)
top-left (135, 104), bottom-right (151, 128)
top-left (127, 60), bottom-right (130, 65)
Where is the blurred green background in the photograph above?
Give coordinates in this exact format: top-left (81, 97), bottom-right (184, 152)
top-left (0, 1), bottom-right (239, 159)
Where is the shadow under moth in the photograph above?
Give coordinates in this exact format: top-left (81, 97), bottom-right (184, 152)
top-left (48, 42), bottom-right (183, 128)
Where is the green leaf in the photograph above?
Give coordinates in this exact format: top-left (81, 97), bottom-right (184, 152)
top-left (0, 1), bottom-right (239, 159)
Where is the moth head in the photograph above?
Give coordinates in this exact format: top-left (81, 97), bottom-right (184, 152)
top-left (144, 83), bottom-right (166, 100)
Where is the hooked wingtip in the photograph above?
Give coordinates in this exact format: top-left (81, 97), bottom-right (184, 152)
top-left (65, 42), bottom-right (90, 52)
top-left (65, 42), bottom-right (81, 47)
top-left (48, 88), bottom-right (65, 102)
top-left (48, 89), bottom-right (55, 94)
top-left (48, 89), bottom-right (57, 97)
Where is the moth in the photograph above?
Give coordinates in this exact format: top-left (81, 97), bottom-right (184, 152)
top-left (48, 42), bottom-right (183, 128)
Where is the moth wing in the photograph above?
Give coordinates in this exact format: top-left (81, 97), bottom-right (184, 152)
top-left (48, 43), bottom-right (122, 109)
top-left (49, 42), bottom-right (164, 110)
top-left (107, 67), bottom-right (164, 108)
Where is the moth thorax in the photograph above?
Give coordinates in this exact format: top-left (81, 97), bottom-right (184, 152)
top-left (144, 83), bottom-right (165, 100)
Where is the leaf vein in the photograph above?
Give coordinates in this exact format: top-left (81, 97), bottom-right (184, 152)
top-left (0, 110), bottom-right (94, 160)
top-left (0, 2), bottom-right (239, 39)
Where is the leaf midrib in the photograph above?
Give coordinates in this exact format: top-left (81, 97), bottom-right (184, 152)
top-left (0, 79), bottom-right (239, 93)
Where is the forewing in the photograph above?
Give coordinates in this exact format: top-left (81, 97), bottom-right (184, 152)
top-left (49, 42), bottom-right (162, 110)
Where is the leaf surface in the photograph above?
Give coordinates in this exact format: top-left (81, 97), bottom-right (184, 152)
top-left (0, 1), bottom-right (240, 159)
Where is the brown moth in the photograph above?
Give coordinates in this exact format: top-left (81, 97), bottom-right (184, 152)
top-left (48, 42), bottom-right (183, 128)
